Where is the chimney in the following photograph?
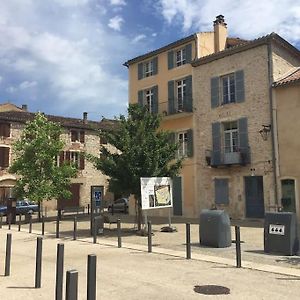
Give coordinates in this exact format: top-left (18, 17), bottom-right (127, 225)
top-left (213, 15), bottom-right (228, 53)
top-left (83, 112), bottom-right (88, 124)
top-left (21, 104), bottom-right (28, 111)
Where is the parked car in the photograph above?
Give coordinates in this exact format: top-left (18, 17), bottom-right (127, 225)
top-left (108, 198), bottom-right (129, 214)
top-left (0, 200), bottom-right (39, 215)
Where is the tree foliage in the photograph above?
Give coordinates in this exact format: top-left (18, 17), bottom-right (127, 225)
top-left (9, 112), bottom-right (77, 202)
top-left (88, 104), bottom-right (182, 199)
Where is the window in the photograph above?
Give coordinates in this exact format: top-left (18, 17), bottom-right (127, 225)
top-left (221, 73), bottom-right (235, 104)
top-left (70, 130), bottom-right (85, 143)
top-left (0, 123), bottom-right (10, 138)
top-left (144, 60), bottom-right (153, 77)
top-left (176, 79), bottom-right (186, 111)
top-left (138, 86), bottom-right (158, 114)
top-left (138, 57), bottom-right (158, 80)
top-left (176, 48), bottom-right (186, 66)
top-left (59, 151), bottom-right (85, 170)
top-left (145, 88), bottom-right (154, 112)
top-left (0, 146), bottom-right (9, 168)
top-left (178, 131), bottom-right (188, 157)
top-left (214, 178), bottom-right (229, 204)
top-left (224, 121), bottom-right (238, 153)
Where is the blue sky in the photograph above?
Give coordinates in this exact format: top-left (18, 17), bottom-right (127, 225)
top-left (0, 0), bottom-right (300, 120)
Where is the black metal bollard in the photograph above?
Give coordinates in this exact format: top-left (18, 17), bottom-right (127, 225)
top-left (42, 216), bottom-right (45, 236)
top-left (5, 233), bottom-right (12, 276)
top-left (56, 215), bottom-right (60, 238)
top-left (87, 204), bottom-right (90, 215)
top-left (117, 218), bottom-right (122, 248)
top-left (148, 221), bottom-right (152, 253)
top-left (35, 237), bottom-right (43, 288)
top-left (66, 270), bottom-right (78, 300)
top-left (93, 217), bottom-right (97, 244)
top-left (0, 213), bottom-right (2, 228)
top-left (73, 216), bottom-right (77, 241)
top-left (235, 226), bottom-right (242, 268)
top-left (56, 243), bottom-right (64, 300)
top-left (18, 214), bottom-right (21, 231)
top-left (29, 214), bottom-right (32, 233)
top-left (87, 254), bottom-right (97, 300)
top-left (8, 215), bottom-right (11, 230)
top-left (186, 223), bottom-right (191, 259)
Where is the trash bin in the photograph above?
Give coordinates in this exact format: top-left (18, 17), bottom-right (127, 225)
top-left (264, 212), bottom-right (298, 255)
top-left (94, 215), bottom-right (104, 234)
top-left (199, 209), bottom-right (231, 248)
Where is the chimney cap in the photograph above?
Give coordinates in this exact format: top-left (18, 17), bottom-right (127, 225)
top-left (83, 112), bottom-right (88, 123)
top-left (21, 104), bottom-right (28, 111)
top-left (214, 15), bottom-right (227, 26)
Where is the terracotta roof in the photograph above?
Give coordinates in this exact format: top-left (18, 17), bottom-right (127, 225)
top-left (192, 33), bottom-right (300, 67)
top-left (0, 111), bottom-right (117, 131)
top-left (226, 37), bottom-right (249, 48)
top-left (273, 67), bottom-right (300, 87)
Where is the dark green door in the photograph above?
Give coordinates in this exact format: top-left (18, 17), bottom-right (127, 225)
top-left (245, 176), bottom-right (265, 218)
top-left (281, 179), bottom-right (296, 213)
top-left (172, 177), bottom-right (182, 216)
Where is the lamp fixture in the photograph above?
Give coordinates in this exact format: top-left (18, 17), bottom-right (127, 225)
top-left (259, 124), bottom-right (271, 141)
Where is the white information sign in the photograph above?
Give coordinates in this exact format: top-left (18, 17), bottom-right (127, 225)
top-left (140, 177), bottom-right (173, 210)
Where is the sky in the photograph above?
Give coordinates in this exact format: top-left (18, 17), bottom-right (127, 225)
top-left (0, 0), bottom-right (300, 121)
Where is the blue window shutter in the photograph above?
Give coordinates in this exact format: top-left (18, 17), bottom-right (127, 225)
top-left (235, 70), bottom-right (245, 103)
top-left (185, 43), bottom-right (192, 63)
top-left (152, 85), bottom-right (158, 114)
top-left (153, 57), bottom-right (158, 75)
top-left (168, 80), bottom-right (175, 114)
top-left (168, 50), bottom-right (174, 70)
top-left (211, 77), bottom-right (220, 108)
top-left (138, 90), bottom-right (144, 106)
top-left (187, 129), bottom-right (193, 157)
top-left (138, 63), bottom-right (143, 80)
top-left (238, 117), bottom-right (250, 164)
top-left (184, 75), bottom-right (193, 112)
top-left (215, 178), bottom-right (229, 204)
top-left (212, 122), bottom-right (221, 166)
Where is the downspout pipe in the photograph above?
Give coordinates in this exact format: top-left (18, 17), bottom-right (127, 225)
top-left (267, 41), bottom-right (279, 207)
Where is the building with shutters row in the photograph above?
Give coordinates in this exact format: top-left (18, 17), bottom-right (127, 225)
top-left (0, 103), bottom-right (114, 211)
top-left (124, 15), bottom-right (300, 220)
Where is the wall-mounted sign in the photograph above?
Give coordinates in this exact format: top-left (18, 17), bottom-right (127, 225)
top-left (140, 177), bottom-right (173, 210)
top-left (269, 224), bottom-right (285, 235)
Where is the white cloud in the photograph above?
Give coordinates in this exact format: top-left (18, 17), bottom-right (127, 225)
top-left (132, 34), bottom-right (147, 43)
top-left (110, 0), bottom-right (126, 6)
top-left (157, 0), bottom-right (300, 42)
top-left (19, 81), bottom-right (37, 90)
top-left (108, 15), bottom-right (124, 31)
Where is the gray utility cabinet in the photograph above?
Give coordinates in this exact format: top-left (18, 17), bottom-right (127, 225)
top-left (199, 209), bottom-right (231, 248)
top-left (264, 212), bottom-right (298, 255)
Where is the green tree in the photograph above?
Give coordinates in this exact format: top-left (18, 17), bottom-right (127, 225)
top-left (9, 112), bottom-right (77, 214)
top-left (88, 104), bottom-right (182, 230)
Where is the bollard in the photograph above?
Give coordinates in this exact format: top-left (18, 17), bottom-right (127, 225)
top-left (73, 216), bottom-right (77, 241)
top-left (87, 204), bottom-right (90, 215)
top-left (5, 233), bottom-right (12, 276)
top-left (186, 223), bottom-right (191, 259)
top-left (8, 215), bottom-right (11, 230)
top-left (87, 254), bottom-right (97, 300)
top-left (29, 214), bottom-right (32, 233)
top-left (93, 217), bottom-right (97, 244)
top-left (56, 243), bottom-right (64, 300)
top-left (0, 213), bottom-right (2, 228)
top-left (56, 215), bottom-right (60, 238)
top-left (117, 218), bottom-right (122, 248)
top-left (35, 237), bottom-right (43, 288)
top-left (235, 226), bottom-right (242, 268)
top-left (42, 216), bottom-right (45, 236)
top-left (18, 214), bottom-right (21, 231)
top-left (66, 270), bottom-right (78, 300)
top-left (148, 221), bottom-right (152, 253)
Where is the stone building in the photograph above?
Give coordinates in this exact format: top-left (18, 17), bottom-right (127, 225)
top-left (124, 16), bottom-right (300, 219)
top-left (0, 103), bottom-right (114, 211)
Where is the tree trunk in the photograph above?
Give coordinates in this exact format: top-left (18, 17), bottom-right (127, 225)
top-left (135, 194), bottom-right (143, 231)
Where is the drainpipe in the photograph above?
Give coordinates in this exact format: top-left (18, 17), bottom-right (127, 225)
top-left (267, 41), bottom-right (279, 208)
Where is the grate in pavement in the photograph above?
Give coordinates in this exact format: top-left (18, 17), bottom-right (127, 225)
top-left (193, 285), bottom-right (230, 295)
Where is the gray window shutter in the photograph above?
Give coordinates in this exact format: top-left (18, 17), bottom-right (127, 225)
top-left (184, 75), bottom-right (193, 112)
top-left (138, 90), bottom-right (144, 106)
top-left (138, 63), bottom-right (143, 80)
top-left (211, 77), bottom-right (220, 108)
top-left (153, 57), bottom-right (158, 75)
top-left (235, 70), bottom-right (245, 103)
top-left (172, 176), bottom-right (182, 215)
top-left (152, 85), bottom-right (158, 114)
top-left (215, 178), bottom-right (229, 204)
top-left (185, 43), bottom-right (192, 63)
top-left (187, 129), bottom-right (193, 157)
top-left (168, 80), bottom-right (175, 114)
top-left (168, 50), bottom-right (174, 70)
top-left (212, 122), bottom-right (221, 166)
top-left (238, 117), bottom-right (250, 164)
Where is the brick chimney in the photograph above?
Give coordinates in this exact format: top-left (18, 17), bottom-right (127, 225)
top-left (21, 104), bottom-right (28, 111)
top-left (213, 15), bottom-right (227, 53)
top-left (83, 112), bottom-right (88, 124)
